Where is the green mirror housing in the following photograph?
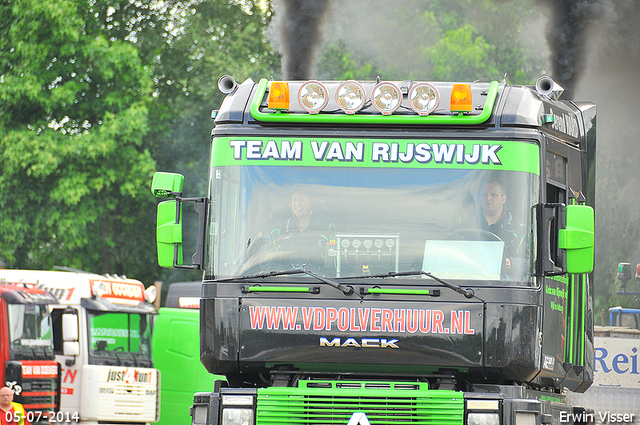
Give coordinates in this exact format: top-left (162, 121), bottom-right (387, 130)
top-left (156, 200), bottom-right (183, 268)
top-left (151, 172), bottom-right (185, 198)
top-left (559, 204), bottom-right (595, 274)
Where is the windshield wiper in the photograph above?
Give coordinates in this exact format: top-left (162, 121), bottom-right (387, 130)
top-left (220, 269), bottom-right (358, 297)
top-left (346, 270), bottom-right (481, 301)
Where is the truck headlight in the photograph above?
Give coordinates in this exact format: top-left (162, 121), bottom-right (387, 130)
top-left (468, 413), bottom-right (500, 425)
top-left (222, 408), bottom-right (254, 425)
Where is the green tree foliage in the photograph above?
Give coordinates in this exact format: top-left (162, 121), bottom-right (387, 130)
top-left (0, 0), bottom-right (156, 279)
top-left (317, 0), bottom-right (543, 84)
top-left (143, 0), bottom-right (279, 284)
top-left (423, 0), bottom-right (542, 83)
top-left (0, 0), bottom-right (276, 284)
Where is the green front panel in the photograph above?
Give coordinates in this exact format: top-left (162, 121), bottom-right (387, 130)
top-left (257, 381), bottom-right (463, 425)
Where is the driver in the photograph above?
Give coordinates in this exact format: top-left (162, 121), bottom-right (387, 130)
top-left (480, 177), bottom-right (525, 272)
top-left (269, 187), bottom-right (335, 270)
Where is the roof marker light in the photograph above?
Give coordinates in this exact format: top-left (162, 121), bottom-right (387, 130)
top-left (336, 81), bottom-right (366, 114)
top-left (409, 83), bottom-right (440, 116)
top-left (268, 81), bottom-right (290, 110)
top-left (298, 81), bottom-right (328, 114)
top-left (450, 83), bottom-right (472, 112)
top-left (371, 82), bottom-right (402, 115)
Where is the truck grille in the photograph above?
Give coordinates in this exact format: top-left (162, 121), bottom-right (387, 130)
top-left (256, 381), bottom-right (463, 425)
top-left (21, 378), bottom-right (57, 409)
top-left (22, 379), bottom-right (55, 392)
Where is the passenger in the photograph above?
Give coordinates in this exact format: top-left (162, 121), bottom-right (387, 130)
top-left (479, 177), bottom-right (525, 273)
top-left (0, 387), bottom-right (31, 425)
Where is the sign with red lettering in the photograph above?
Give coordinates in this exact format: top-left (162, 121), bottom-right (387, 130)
top-left (239, 300), bottom-right (484, 367)
top-left (90, 279), bottom-right (144, 304)
top-left (248, 305), bottom-right (476, 335)
top-left (21, 361), bottom-right (58, 378)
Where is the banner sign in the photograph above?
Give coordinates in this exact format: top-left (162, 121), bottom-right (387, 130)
top-left (213, 137), bottom-right (540, 175)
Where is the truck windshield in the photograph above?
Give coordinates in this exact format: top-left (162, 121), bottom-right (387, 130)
top-left (7, 303), bottom-right (53, 353)
top-left (208, 153), bottom-right (539, 285)
top-left (87, 311), bottom-right (152, 366)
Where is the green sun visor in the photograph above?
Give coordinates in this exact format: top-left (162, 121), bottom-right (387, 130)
top-left (151, 172), bottom-right (184, 198)
top-left (559, 204), bottom-right (595, 274)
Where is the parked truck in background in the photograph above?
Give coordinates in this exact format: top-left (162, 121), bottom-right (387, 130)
top-left (567, 307), bottom-right (640, 423)
top-left (152, 282), bottom-right (220, 425)
top-left (0, 277), bottom-right (60, 424)
top-left (0, 269), bottom-right (159, 425)
top-left (152, 75), bottom-right (596, 425)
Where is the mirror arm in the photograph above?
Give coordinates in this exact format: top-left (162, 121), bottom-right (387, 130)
top-left (173, 197), bottom-right (209, 270)
top-left (541, 202), bottom-right (566, 276)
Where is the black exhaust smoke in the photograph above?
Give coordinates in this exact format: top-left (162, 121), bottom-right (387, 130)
top-left (539, 0), bottom-right (607, 98)
top-left (274, 0), bottom-right (333, 80)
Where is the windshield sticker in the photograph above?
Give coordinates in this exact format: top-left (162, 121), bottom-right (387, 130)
top-left (215, 138), bottom-right (540, 174)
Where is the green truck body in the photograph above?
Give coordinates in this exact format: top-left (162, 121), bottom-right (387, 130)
top-left (152, 307), bottom-right (215, 425)
top-left (152, 283), bottom-right (223, 425)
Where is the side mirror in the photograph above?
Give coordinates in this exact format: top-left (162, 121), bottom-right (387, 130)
top-left (559, 204), bottom-right (594, 274)
top-left (62, 312), bottom-right (79, 358)
top-left (63, 341), bottom-right (80, 357)
top-left (152, 172), bottom-right (207, 270)
top-left (157, 200), bottom-right (184, 268)
top-left (62, 312), bottom-right (78, 342)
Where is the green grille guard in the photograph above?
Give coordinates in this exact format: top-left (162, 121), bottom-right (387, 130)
top-left (256, 380), bottom-right (464, 425)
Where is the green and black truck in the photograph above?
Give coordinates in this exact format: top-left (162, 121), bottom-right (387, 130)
top-left (151, 75), bottom-right (596, 425)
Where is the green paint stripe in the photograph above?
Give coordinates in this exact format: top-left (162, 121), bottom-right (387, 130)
top-left (211, 137), bottom-right (541, 175)
top-left (244, 286), bottom-right (314, 293)
top-left (578, 275), bottom-right (587, 366)
top-left (364, 288), bottom-right (432, 295)
top-left (564, 274), bottom-right (573, 362)
top-left (250, 79), bottom-right (499, 126)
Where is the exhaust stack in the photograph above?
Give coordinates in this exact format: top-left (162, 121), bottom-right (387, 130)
top-left (535, 76), bottom-right (565, 100)
top-left (218, 75), bottom-right (238, 95)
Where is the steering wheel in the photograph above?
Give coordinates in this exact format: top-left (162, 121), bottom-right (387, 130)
top-left (446, 228), bottom-right (503, 242)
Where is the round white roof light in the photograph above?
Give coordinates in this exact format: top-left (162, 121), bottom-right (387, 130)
top-left (409, 83), bottom-right (440, 116)
top-left (298, 81), bottom-right (329, 114)
top-left (336, 81), bottom-right (366, 114)
top-left (371, 82), bottom-right (402, 115)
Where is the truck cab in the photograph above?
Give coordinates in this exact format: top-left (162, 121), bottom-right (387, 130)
top-left (0, 278), bottom-right (60, 424)
top-left (0, 270), bottom-right (159, 425)
top-left (153, 76), bottom-right (596, 425)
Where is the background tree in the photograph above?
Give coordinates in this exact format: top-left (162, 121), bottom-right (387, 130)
top-left (315, 0), bottom-right (543, 84)
top-left (0, 0), bottom-right (277, 285)
top-left (144, 0), bottom-right (279, 284)
top-left (0, 0), bottom-right (156, 280)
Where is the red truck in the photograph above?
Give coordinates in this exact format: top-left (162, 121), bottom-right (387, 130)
top-left (0, 277), bottom-right (60, 424)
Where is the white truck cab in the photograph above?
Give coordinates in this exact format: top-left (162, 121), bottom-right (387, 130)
top-left (0, 270), bottom-right (159, 425)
